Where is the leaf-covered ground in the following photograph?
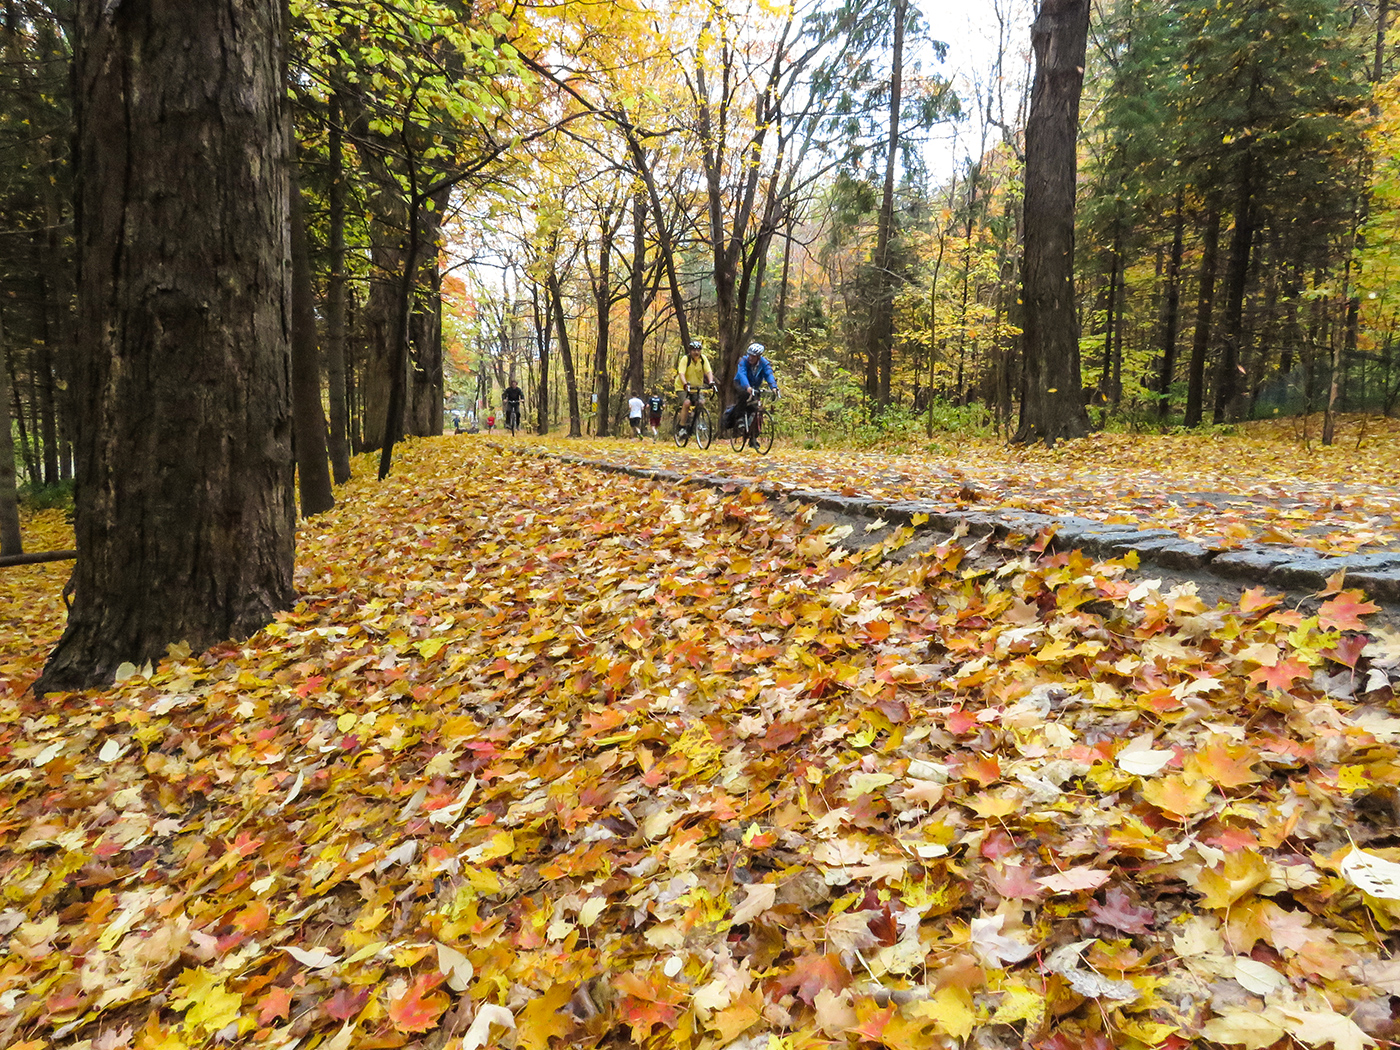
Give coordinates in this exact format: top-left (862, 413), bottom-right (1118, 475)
top-left (558, 414), bottom-right (1400, 556)
top-left (2, 436), bottom-right (1400, 1050)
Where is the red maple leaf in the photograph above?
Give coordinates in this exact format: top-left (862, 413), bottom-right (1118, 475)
top-left (774, 952), bottom-right (851, 1004)
top-left (1322, 633), bottom-right (1368, 669)
top-left (324, 986), bottom-right (369, 1022)
top-left (761, 720), bottom-right (803, 751)
top-left (1087, 886), bottom-right (1155, 935)
top-left (988, 863), bottom-right (1044, 900)
top-left (1318, 590), bottom-right (1380, 632)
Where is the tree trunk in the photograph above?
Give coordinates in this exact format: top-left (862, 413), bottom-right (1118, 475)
top-left (407, 190), bottom-right (450, 437)
top-left (1213, 147), bottom-right (1255, 424)
top-left (324, 91), bottom-right (352, 483)
top-left (40, 0), bottom-right (295, 693)
top-left (0, 322), bottom-right (22, 556)
top-left (1156, 189), bottom-right (1186, 419)
top-left (869, 0), bottom-right (906, 408)
top-left (627, 190), bottom-right (646, 399)
top-left (1013, 0), bottom-right (1091, 445)
top-left (6, 350), bottom-right (35, 483)
top-left (290, 163), bottom-right (334, 516)
top-left (549, 266), bottom-right (582, 437)
top-left (593, 217), bottom-right (614, 437)
top-left (1185, 203), bottom-right (1220, 427)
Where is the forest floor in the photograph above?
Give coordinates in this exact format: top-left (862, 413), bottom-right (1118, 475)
top-left (0, 421), bottom-right (1399, 1050)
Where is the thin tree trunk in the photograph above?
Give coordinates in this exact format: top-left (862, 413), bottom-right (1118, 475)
top-left (1185, 204), bottom-right (1220, 427)
top-left (324, 91), bottom-right (351, 483)
top-left (290, 164), bottom-right (335, 516)
top-left (1156, 189), bottom-right (1186, 419)
top-left (8, 348), bottom-right (36, 483)
top-left (549, 266), bottom-right (582, 437)
top-left (593, 217), bottom-right (614, 437)
top-left (870, 0), bottom-right (906, 408)
top-left (0, 319), bottom-right (22, 556)
top-left (627, 190), bottom-right (646, 399)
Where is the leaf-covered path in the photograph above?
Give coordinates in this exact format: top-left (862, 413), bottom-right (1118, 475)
top-left (2, 437), bottom-right (1400, 1050)
top-left (531, 415), bottom-right (1400, 557)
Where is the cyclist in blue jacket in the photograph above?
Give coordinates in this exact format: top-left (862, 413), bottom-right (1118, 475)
top-left (733, 342), bottom-right (779, 449)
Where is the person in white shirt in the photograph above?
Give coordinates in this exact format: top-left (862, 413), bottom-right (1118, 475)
top-left (627, 395), bottom-right (645, 439)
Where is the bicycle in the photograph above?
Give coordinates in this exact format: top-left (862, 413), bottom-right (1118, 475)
top-left (505, 403), bottom-right (521, 436)
top-left (673, 385), bottom-right (715, 449)
top-left (728, 388), bottom-right (777, 454)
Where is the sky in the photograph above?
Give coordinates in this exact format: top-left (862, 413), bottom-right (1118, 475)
top-left (917, 0), bottom-right (1035, 179)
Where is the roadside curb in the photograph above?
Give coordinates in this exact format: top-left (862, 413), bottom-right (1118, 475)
top-left (518, 446), bottom-right (1400, 607)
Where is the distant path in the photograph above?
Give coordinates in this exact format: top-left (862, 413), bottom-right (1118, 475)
top-left (497, 434), bottom-right (1400, 609)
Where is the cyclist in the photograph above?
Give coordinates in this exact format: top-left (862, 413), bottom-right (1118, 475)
top-left (733, 341), bottom-right (779, 449)
top-left (503, 381), bottom-right (524, 433)
top-left (676, 340), bottom-right (715, 437)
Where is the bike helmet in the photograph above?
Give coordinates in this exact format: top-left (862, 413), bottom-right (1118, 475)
top-left (688, 340), bottom-right (703, 352)
top-left (746, 341), bottom-right (764, 357)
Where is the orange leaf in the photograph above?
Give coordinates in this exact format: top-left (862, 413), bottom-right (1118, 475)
top-left (1186, 741), bottom-right (1262, 789)
top-left (232, 900), bottom-right (271, 935)
top-left (1318, 590), bottom-right (1380, 632)
top-left (1249, 658), bottom-right (1310, 690)
top-left (387, 973), bottom-right (450, 1034)
top-left (258, 986), bottom-right (293, 1025)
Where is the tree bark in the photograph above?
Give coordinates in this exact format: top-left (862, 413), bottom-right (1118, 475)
top-left (549, 266), bottom-right (583, 437)
top-left (1156, 189), bottom-right (1186, 419)
top-left (0, 322), bottom-right (22, 556)
top-left (627, 190), bottom-right (647, 399)
top-left (1185, 204), bottom-right (1220, 427)
top-left (592, 214), bottom-right (615, 437)
top-left (290, 164), bottom-right (335, 516)
top-left (1013, 0), bottom-right (1091, 445)
top-left (324, 91), bottom-right (352, 483)
top-left (870, 0), bottom-right (907, 408)
top-left (1214, 146), bottom-right (1255, 424)
top-left (40, 0), bottom-right (294, 693)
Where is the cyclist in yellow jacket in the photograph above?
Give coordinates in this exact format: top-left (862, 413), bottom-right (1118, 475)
top-left (676, 340), bottom-right (715, 437)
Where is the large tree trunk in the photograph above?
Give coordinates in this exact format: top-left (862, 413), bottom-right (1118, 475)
top-left (1185, 203), bottom-right (1220, 427)
top-left (324, 92), bottom-right (352, 483)
top-left (1013, 0), bottom-right (1091, 445)
top-left (39, 0), bottom-right (294, 693)
top-left (869, 0), bottom-right (906, 409)
top-left (290, 164), bottom-right (334, 516)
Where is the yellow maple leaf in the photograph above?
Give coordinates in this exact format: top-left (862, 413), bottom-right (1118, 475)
top-left (517, 983), bottom-right (575, 1050)
top-left (908, 986), bottom-right (977, 1040)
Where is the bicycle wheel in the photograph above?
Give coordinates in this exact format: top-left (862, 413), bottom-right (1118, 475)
top-left (754, 407), bottom-right (776, 454)
top-left (694, 405), bottom-right (713, 449)
top-left (728, 409), bottom-right (749, 452)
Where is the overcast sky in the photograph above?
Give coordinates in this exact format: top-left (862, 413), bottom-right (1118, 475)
top-left (918, 0), bottom-right (1035, 178)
